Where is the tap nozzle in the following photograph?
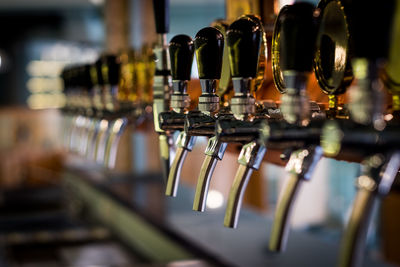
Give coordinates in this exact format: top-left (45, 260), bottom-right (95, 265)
top-left (165, 132), bottom-right (196, 196)
top-left (223, 141), bottom-right (266, 228)
top-left (269, 145), bottom-right (323, 252)
top-left (338, 152), bottom-right (400, 267)
top-left (193, 136), bottom-right (227, 211)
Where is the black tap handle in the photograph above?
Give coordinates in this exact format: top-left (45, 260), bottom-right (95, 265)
top-left (169, 35), bottom-right (194, 81)
top-left (278, 3), bottom-right (318, 72)
top-left (94, 58), bottom-right (105, 86)
top-left (226, 16), bottom-right (262, 78)
top-left (81, 64), bottom-right (94, 91)
top-left (194, 27), bottom-right (224, 80)
top-left (347, 0), bottom-right (395, 60)
top-left (71, 66), bottom-right (80, 89)
top-left (153, 0), bottom-right (170, 34)
top-left (61, 67), bottom-right (70, 91)
top-left (99, 55), bottom-right (120, 86)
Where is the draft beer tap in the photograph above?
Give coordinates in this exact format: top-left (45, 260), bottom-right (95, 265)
top-left (152, 0), bottom-right (173, 181)
top-left (267, 1), bottom-right (352, 252)
top-left (165, 27), bottom-right (225, 198)
top-left (330, 0), bottom-right (398, 266)
top-left (193, 15), bottom-right (268, 212)
top-left (163, 34), bottom-right (195, 196)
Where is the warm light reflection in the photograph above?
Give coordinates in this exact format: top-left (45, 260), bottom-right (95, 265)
top-left (384, 114), bottom-right (394, 121)
top-left (89, 0), bottom-right (105, 6)
top-left (334, 45), bottom-right (346, 72)
top-left (206, 190), bottom-right (224, 209)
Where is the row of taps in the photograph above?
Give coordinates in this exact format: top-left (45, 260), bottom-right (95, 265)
top-left (60, 0), bottom-right (400, 266)
top-left (61, 48), bottom-right (154, 169)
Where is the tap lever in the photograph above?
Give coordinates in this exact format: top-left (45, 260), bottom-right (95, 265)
top-left (194, 27), bottom-right (224, 81)
top-left (165, 132), bottom-right (197, 196)
top-left (269, 145), bottom-right (323, 252)
top-left (169, 35), bottom-right (194, 82)
top-left (279, 3), bottom-right (317, 73)
top-left (227, 17), bottom-right (262, 80)
top-left (153, 0), bottom-right (169, 34)
top-left (338, 152), bottom-right (400, 267)
top-left (194, 27), bottom-right (224, 115)
top-left (193, 136), bottom-right (227, 212)
top-left (169, 35), bottom-right (194, 113)
top-left (350, 0), bottom-right (395, 60)
top-left (224, 141), bottom-right (267, 228)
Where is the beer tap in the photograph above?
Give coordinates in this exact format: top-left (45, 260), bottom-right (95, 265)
top-left (324, 0), bottom-right (397, 266)
top-left (152, 0), bottom-right (173, 181)
top-left (267, 1), bottom-right (354, 252)
top-left (222, 3), bottom-right (321, 230)
top-left (164, 27), bottom-right (225, 197)
top-left (193, 15), bottom-right (269, 212)
top-left (68, 65), bottom-right (93, 154)
top-left (92, 55), bottom-right (125, 165)
top-left (103, 51), bottom-right (143, 169)
top-left (61, 66), bottom-right (78, 150)
top-left (75, 64), bottom-right (96, 157)
top-left (85, 59), bottom-right (107, 161)
top-left (320, 119), bottom-right (400, 267)
top-left (163, 34), bottom-right (194, 196)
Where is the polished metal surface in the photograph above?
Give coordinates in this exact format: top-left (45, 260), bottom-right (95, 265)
top-left (230, 95), bottom-right (256, 121)
top-left (171, 93), bottom-right (191, 113)
top-left (104, 118), bottom-right (129, 169)
top-left (153, 33), bottom-right (173, 181)
top-left (348, 59), bottom-right (385, 128)
top-left (272, 10), bottom-right (286, 94)
top-left (338, 152), bottom-right (400, 267)
top-left (269, 146), bottom-right (323, 252)
top-left (86, 118), bottom-right (101, 160)
top-left (193, 155), bottom-right (218, 212)
top-left (314, 0), bottom-right (352, 96)
top-left (165, 147), bottom-right (188, 197)
top-left (94, 119), bottom-right (110, 164)
top-left (170, 80), bottom-right (190, 113)
top-left (224, 142), bottom-right (266, 228)
top-left (159, 134), bottom-right (172, 181)
top-left (165, 132), bottom-right (196, 197)
top-left (223, 164), bottom-right (253, 228)
top-left (193, 136), bottom-right (227, 212)
top-left (200, 79), bottom-right (219, 94)
top-left (280, 72), bottom-right (310, 126)
top-left (269, 173), bottom-right (302, 252)
top-left (198, 79), bottom-right (220, 116)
